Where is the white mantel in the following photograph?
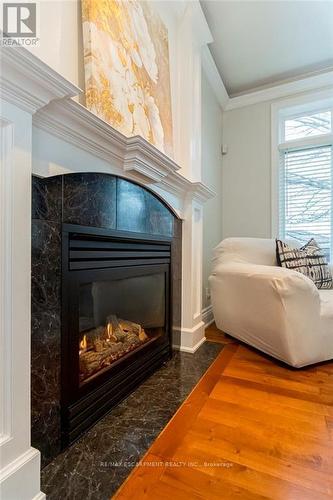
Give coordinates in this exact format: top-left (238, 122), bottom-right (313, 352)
top-left (0, 3), bottom-right (216, 497)
top-left (32, 97), bottom-right (214, 206)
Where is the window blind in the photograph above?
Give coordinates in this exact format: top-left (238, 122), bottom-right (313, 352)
top-left (279, 145), bottom-right (332, 260)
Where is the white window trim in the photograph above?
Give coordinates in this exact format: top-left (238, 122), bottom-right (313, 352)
top-left (278, 133), bottom-right (333, 153)
top-left (271, 89), bottom-right (333, 239)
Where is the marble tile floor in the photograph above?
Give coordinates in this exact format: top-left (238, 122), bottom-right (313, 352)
top-left (41, 342), bottom-right (223, 500)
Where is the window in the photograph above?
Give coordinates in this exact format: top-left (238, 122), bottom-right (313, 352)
top-left (284, 111), bottom-right (331, 141)
top-left (278, 107), bottom-right (333, 261)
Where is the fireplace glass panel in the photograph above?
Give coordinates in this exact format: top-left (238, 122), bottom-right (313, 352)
top-left (79, 272), bottom-right (166, 384)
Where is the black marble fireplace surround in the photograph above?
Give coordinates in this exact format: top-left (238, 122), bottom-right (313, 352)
top-left (31, 173), bottom-right (182, 467)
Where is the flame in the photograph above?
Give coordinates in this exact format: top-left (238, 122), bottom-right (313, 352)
top-left (106, 323), bottom-right (112, 338)
top-left (80, 334), bottom-right (87, 351)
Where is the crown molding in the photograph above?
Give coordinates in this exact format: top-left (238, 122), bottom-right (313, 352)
top-left (0, 45), bottom-right (80, 114)
top-left (34, 99), bottom-right (128, 168)
top-left (124, 135), bottom-right (180, 183)
top-left (33, 98), bottom-right (214, 203)
top-left (160, 170), bottom-right (215, 203)
top-left (201, 45), bottom-right (229, 110)
top-left (226, 69), bottom-right (333, 111)
top-left (190, 1), bottom-right (213, 48)
top-left (188, 180), bottom-right (215, 203)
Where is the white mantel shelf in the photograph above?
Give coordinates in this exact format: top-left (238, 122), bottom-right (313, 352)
top-left (33, 98), bottom-right (215, 203)
top-left (0, 45), bottom-right (80, 113)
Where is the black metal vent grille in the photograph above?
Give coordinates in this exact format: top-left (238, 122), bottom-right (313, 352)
top-left (68, 234), bottom-right (171, 270)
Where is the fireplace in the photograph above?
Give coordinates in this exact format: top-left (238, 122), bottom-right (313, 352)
top-left (78, 274), bottom-right (167, 383)
top-left (31, 173), bottom-right (182, 464)
top-left (61, 225), bottom-right (172, 446)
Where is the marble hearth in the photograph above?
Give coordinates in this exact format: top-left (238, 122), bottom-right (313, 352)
top-left (41, 342), bottom-right (223, 500)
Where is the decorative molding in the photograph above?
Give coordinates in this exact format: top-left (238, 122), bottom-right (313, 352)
top-left (0, 119), bottom-right (14, 445)
top-left (188, 181), bottom-right (215, 203)
top-left (0, 46), bottom-right (80, 114)
top-left (226, 69), bottom-right (333, 111)
top-left (0, 447), bottom-right (39, 482)
top-left (124, 135), bottom-right (180, 183)
top-left (200, 63), bottom-right (333, 113)
top-left (33, 98), bottom-right (215, 203)
top-left (0, 447), bottom-right (43, 499)
top-left (161, 172), bottom-right (215, 203)
top-left (202, 305), bottom-right (214, 328)
top-left (33, 99), bottom-right (125, 166)
top-left (189, 1), bottom-right (213, 48)
top-left (201, 45), bottom-right (229, 110)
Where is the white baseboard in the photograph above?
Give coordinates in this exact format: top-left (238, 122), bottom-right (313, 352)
top-left (0, 447), bottom-right (44, 500)
top-left (174, 335), bottom-right (206, 353)
top-left (172, 321), bottom-right (205, 353)
top-left (202, 305), bottom-right (214, 328)
top-left (33, 493), bottom-right (46, 500)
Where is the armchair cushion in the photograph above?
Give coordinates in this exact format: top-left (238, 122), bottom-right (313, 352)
top-left (276, 238), bottom-right (332, 289)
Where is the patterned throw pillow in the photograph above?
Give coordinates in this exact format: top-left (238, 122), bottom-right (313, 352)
top-left (276, 238), bottom-right (333, 289)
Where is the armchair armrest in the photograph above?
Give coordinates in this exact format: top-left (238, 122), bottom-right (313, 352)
top-left (209, 263), bottom-right (321, 367)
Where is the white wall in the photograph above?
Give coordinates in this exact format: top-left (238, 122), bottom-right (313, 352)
top-left (222, 101), bottom-right (271, 239)
top-left (222, 87), bottom-right (333, 241)
top-left (201, 70), bottom-right (223, 308)
top-left (27, 0), bottom-right (85, 91)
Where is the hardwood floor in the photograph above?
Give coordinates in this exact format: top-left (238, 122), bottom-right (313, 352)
top-left (205, 322), bottom-right (238, 344)
top-left (114, 327), bottom-right (333, 500)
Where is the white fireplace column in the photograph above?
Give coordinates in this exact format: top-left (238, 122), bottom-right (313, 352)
top-left (175, 2), bottom-right (212, 182)
top-left (0, 46), bottom-right (79, 500)
top-left (177, 195), bottom-right (205, 351)
top-left (172, 3), bottom-right (215, 351)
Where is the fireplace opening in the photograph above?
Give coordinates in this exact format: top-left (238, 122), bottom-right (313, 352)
top-left (61, 225), bottom-right (172, 446)
top-left (78, 272), bottom-right (166, 384)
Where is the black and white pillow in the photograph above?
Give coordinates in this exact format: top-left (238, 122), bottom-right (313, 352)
top-left (276, 238), bottom-right (332, 289)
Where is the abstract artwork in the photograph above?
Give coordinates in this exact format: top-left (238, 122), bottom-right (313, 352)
top-left (82, 0), bottom-right (173, 156)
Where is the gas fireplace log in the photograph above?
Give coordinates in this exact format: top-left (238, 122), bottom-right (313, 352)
top-left (79, 315), bottom-right (150, 379)
top-left (106, 315), bottom-right (127, 342)
top-left (118, 318), bottom-right (142, 336)
top-left (80, 335), bottom-right (146, 377)
top-left (117, 317), bottom-right (148, 342)
top-left (80, 343), bottom-right (123, 376)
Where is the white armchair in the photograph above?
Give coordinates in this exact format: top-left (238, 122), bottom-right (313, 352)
top-left (209, 237), bottom-right (333, 367)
